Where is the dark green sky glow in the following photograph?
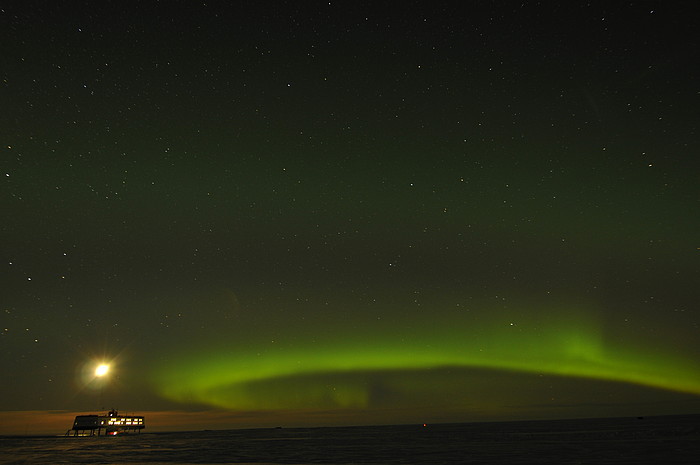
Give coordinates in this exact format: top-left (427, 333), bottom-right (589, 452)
top-left (1, 2), bottom-right (699, 433)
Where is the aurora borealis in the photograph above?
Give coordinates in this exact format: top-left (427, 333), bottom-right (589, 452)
top-left (1, 1), bottom-right (699, 434)
top-left (153, 310), bottom-right (700, 411)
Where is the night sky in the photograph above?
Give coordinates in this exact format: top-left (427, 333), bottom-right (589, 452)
top-left (2, 1), bottom-right (699, 434)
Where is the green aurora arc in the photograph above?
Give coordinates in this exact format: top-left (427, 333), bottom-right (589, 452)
top-left (151, 305), bottom-right (700, 411)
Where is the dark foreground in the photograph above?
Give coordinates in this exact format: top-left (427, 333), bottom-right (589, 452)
top-left (1, 415), bottom-right (698, 464)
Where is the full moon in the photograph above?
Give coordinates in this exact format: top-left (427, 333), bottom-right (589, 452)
top-left (95, 364), bottom-right (109, 377)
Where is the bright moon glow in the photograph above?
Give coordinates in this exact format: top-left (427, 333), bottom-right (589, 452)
top-left (95, 364), bottom-right (109, 377)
